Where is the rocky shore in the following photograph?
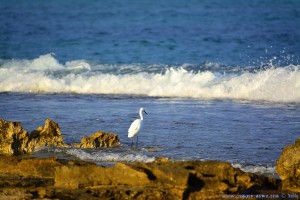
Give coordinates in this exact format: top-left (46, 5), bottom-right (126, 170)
top-left (0, 118), bottom-right (120, 155)
top-left (0, 118), bottom-right (299, 199)
top-left (0, 155), bottom-right (282, 200)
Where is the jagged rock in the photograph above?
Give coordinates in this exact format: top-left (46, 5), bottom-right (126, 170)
top-left (276, 137), bottom-right (300, 192)
top-left (27, 119), bottom-right (68, 152)
top-left (0, 119), bottom-right (29, 155)
top-left (0, 118), bottom-right (120, 156)
top-left (73, 131), bottom-right (120, 148)
top-left (0, 156), bottom-right (280, 199)
top-left (0, 119), bottom-right (68, 155)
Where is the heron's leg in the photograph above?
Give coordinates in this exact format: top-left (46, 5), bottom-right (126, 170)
top-left (131, 139), bottom-right (133, 148)
top-left (136, 136), bottom-right (139, 147)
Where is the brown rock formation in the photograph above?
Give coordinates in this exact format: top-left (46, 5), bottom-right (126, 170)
top-left (0, 119), bottom-right (68, 155)
top-left (55, 162), bottom-right (152, 189)
top-left (276, 137), bottom-right (300, 192)
top-left (73, 131), bottom-right (120, 148)
top-left (0, 118), bottom-right (121, 156)
top-left (27, 118), bottom-right (68, 152)
top-left (0, 156), bottom-right (281, 199)
top-left (129, 160), bottom-right (280, 199)
top-left (0, 119), bottom-right (29, 155)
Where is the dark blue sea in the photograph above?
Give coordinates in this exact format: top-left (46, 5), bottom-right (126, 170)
top-left (0, 0), bottom-right (300, 175)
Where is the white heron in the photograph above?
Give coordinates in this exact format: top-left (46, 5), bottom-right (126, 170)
top-left (128, 107), bottom-right (147, 148)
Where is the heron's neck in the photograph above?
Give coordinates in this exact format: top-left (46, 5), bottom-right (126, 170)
top-left (139, 111), bottom-right (144, 121)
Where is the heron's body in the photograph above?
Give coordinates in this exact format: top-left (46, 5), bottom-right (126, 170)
top-left (128, 119), bottom-right (142, 138)
top-left (128, 108), bottom-right (147, 147)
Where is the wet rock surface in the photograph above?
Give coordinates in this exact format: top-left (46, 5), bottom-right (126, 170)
top-left (276, 137), bottom-right (300, 192)
top-left (0, 156), bottom-right (281, 199)
top-left (72, 131), bottom-right (121, 148)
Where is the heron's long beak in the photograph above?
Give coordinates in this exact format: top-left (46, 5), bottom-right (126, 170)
top-left (144, 110), bottom-right (148, 115)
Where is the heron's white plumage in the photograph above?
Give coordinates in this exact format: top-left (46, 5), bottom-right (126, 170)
top-left (127, 108), bottom-right (147, 143)
top-left (128, 119), bottom-right (142, 138)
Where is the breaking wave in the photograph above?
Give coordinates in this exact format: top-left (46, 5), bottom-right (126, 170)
top-left (64, 148), bottom-right (155, 163)
top-left (1, 54), bottom-right (299, 103)
top-left (38, 147), bottom-right (156, 163)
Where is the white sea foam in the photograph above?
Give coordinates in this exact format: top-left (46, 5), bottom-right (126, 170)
top-left (1, 54), bottom-right (64, 71)
top-left (232, 163), bottom-right (276, 175)
top-left (1, 54), bottom-right (299, 103)
top-left (65, 148), bottom-right (155, 163)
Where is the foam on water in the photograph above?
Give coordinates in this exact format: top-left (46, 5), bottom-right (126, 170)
top-left (1, 54), bottom-right (299, 103)
top-left (65, 149), bottom-right (277, 175)
top-left (63, 148), bottom-right (155, 163)
top-left (232, 163), bottom-right (276, 175)
top-left (37, 147), bottom-right (275, 175)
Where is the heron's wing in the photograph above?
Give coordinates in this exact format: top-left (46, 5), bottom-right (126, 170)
top-left (128, 119), bottom-right (141, 138)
